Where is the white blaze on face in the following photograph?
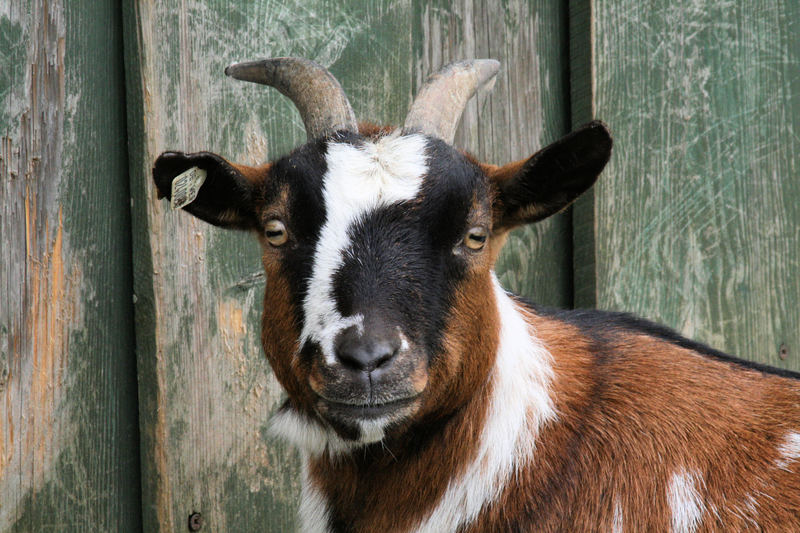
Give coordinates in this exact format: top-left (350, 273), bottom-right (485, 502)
top-left (300, 133), bottom-right (429, 362)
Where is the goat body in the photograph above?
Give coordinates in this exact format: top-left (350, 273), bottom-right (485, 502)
top-left (153, 58), bottom-right (800, 532)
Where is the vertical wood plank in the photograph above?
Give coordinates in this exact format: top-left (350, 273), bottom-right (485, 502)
top-left (0, 1), bottom-right (140, 531)
top-left (569, 0), bottom-right (597, 308)
top-left (123, 1), bottom-right (418, 529)
top-left (573, 0), bottom-right (800, 368)
top-left (415, 0), bottom-right (572, 306)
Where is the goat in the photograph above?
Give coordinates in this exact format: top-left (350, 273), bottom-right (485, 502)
top-left (153, 57), bottom-right (800, 532)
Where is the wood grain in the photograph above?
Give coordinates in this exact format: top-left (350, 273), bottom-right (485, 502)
top-left (572, 0), bottom-right (800, 369)
top-left (415, 0), bottom-right (572, 306)
top-left (0, 1), bottom-right (140, 531)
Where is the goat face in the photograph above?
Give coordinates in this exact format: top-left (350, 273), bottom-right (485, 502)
top-left (269, 132), bottom-right (494, 442)
top-left (152, 58), bottom-right (612, 450)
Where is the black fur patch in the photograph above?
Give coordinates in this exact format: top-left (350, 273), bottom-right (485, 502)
top-left (525, 300), bottom-right (800, 380)
top-left (263, 137), bottom-right (330, 331)
top-left (152, 151), bottom-right (260, 229)
top-left (497, 121), bottom-right (612, 227)
top-left (330, 136), bottom-right (488, 362)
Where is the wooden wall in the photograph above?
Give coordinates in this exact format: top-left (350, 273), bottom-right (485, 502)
top-left (572, 0), bottom-right (800, 369)
top-left (1, 0), bottom-right (797, 530)
top-left (0, 1), bottom-right (140, 531)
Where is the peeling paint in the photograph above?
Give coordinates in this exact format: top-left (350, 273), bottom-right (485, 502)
top-left (0, 326), bottom-right (8, 392)
top-left (0, 0), bottom-right (85, 527)
top-left (217, 299), bottom-right (246, 363)
top-left (242, 116), bottom-right (270, 164)
top-left (2, 0), bottom-right (139, 529)
top-left (1, 197), bottom-right (84, 529)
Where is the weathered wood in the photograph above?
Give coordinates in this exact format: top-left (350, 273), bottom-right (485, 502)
top-left (572, 0), bottom-right (800, 369)
top-left (416, 0), bottom-right (573, 306)
top-left (569, 0), bottom-right (597, 308)
top-left (0, 1), bottom-right (140, 531)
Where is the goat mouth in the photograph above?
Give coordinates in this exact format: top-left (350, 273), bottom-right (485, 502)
top-left (317, 395), bottom-right (420, 421)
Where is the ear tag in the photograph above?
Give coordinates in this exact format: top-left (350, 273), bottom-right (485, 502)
top-left (170, 166), bottom-right (207, 210)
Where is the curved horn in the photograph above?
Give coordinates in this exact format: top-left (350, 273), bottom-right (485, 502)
top-left (403, 60), bottom-right (500, 144)
top-left (225, 57), bottom-right (358, 141)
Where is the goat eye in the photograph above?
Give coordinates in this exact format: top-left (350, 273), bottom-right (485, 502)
top-left (464, 227), bottom-right (488, 250)
top-left (265, 219), bottom-right (288, 246)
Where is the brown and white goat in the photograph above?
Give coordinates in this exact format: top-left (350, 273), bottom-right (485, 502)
top-left (153, 57), bottom-right (800, 532)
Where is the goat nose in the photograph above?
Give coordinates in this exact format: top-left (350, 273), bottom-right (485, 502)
top-left (335, 327), bottom-right (401, 372)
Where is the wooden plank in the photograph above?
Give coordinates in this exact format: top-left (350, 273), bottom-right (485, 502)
top-left (0, 1), bottom-right (141, 531)
top-left (123, 1), bottom-right (419, 530)
top-left (415, 0), bottom-right (573, 306)
top-left (569, 0), bottom-right (597, 308)
top-left (572, 0), bottom-right (800, 368)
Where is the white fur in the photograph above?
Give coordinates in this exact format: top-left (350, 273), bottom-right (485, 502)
top-left (667, 468), bottom-right (705, 533)
top-left (358, 418), bottom-right (389, 443)
top-left (729, 493), bottom-right (761, 528)
top-left (269, 403), bottom-right (388, 458)
top-left (742, 494), bottom-right (760, 517)
top-left (268, 407), bottom-right (349, 456)
top-left (300, 133), bottom-right (428, 364)
top-left (612, 498), bottom-right (623, 533)
top-left (775, 431), bottom-right (800, 470)
top-left (298, 458), bottom-right (333, 533)
top-left (414, 274), bottom-right (557, 532)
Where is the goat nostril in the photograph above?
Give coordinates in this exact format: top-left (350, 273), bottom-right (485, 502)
top-left (372, 342), bottom-right (397, 369)
top-left (335, 336), bottom-right (399, 373)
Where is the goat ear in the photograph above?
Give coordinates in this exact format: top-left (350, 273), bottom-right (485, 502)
top-left (490, 121), bottom-right (612, 230)
top-left (152, 151), bottom-right (269, 230)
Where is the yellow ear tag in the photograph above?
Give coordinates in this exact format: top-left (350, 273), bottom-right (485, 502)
top-left (170, 166), bottom-right (207, 210)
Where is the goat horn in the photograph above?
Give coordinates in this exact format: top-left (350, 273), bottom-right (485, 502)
top-left (403, 59), bottom-right (500, 144)
top-left (225, 57), bottom-right (358, 141)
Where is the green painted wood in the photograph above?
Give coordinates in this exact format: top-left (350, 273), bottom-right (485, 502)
top-left (0, 1), bottom-right (141, 531)
top-left (414, 0), bottom-right (572, 306)
top-left (572, 0), bottom-right (800, 369)
top-left (569, 0), bottom-right (597, 309)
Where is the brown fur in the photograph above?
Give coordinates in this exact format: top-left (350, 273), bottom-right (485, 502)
top-left (259, 248), bottom-right (307, 407)
top-left (477, 158), bottom-right (528, 230)
top-left (232, 162), bottom-right (272, 185)
top-left (464, 311), bottom-right (800, 531)
top-left (357, 122), bottom-right (393, 139)
top-left (480, 158), bottom-right (527, 186)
